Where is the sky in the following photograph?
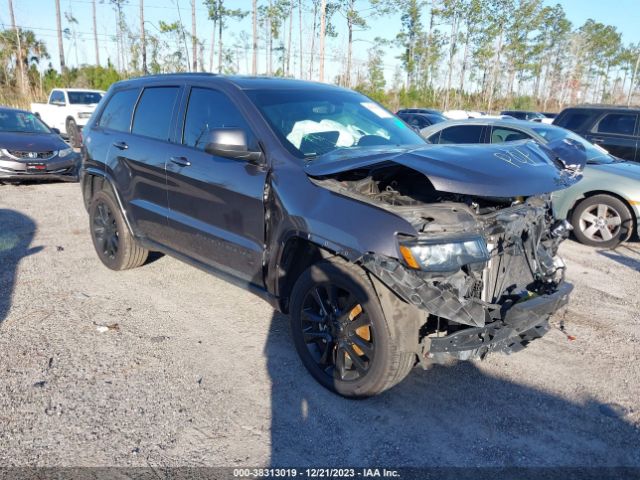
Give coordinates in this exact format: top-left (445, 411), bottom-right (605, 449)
top-left (2, 0), bottom-right (640, 83)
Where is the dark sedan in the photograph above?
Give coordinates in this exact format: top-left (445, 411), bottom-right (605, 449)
top-left (0, 107), bottom-right (80, 182)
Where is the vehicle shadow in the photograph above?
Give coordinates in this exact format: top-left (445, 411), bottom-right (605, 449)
top-left (598, 245), bottom-right (640, 272)
top-left (266, 310), bottom-right (640, 467)
top-left (0, 209), bottom-right (42, 326)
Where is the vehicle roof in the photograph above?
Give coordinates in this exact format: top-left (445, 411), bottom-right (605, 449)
top-left (419, 118), bottom-right (561, 138)
top-left (500, 109), bottom-right (541, 113)
top-left (112, 73), bottom-right (349, 92)
top-left (561, 104), bottom-right (640, 112)
top-left (51, 88), bottom-right (105, 92)
top-left (0, 106), bottom-right (31, 115)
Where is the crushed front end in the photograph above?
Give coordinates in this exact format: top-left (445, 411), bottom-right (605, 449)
top-left (362, 194), bottom-right (573, 364)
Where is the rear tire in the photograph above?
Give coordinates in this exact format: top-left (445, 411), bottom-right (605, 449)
top-left (66, 118), bottom-right (80, 148)
top-left (289, 257), bottom-right (414, 398)
top-left (89, 190), bottom-right (148, 270)
top-left (571, 194), bottom-right (632, 248)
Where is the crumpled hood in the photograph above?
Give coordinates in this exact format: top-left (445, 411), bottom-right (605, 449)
top-left (305, 140), bottom-right (584, 197)
top-left (0, 132), bottom-right (68, 152)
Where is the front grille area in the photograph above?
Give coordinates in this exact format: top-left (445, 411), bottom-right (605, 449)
top-left (6, 150), bottom-right (55, 160)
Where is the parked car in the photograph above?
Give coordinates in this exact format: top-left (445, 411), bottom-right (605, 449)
top-left (0, 107), bottom-right (80, 183)
top-left (420, 118), bottom-right (640, 248)
top-left (396, 111), bottom-right (446, 129)
top-left (396, 108), bottom-right (441, 115)
top-left (500, 110), bottom-right (547, 122)
top-left (553, 105), bottom-right (639, 162)
top-left (81, 74), bottom-right (582, 397)
top-left (31, 88), bottom-right (104, 147)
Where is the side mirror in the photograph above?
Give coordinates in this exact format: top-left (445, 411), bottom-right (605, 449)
top-left (51, 128), bottom-right (61, 134)
top-left (204, 128), bottom-right (262, 163)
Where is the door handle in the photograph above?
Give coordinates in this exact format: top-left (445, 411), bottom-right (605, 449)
top-left (112, 141), bottom-right (128, 150)
top-left (170, 156), bottom-right (191, 167)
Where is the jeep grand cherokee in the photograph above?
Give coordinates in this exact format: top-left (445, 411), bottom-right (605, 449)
top-left (80, 74), bottom-right (583, 398)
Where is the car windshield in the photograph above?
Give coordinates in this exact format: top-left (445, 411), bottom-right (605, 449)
top-left (531, 125), bottom-right (616, 164)
top-left (67, 91), bottom-right (103, 104)
top-left (246, 89), bottom-right (425, 159)
top-left (0, 110), bottom-right (51, 134)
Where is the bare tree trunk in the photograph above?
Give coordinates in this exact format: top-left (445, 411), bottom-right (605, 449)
top-left (345, 0), bottom-right (353, 87)
top-left (218, 8), bottom-right (224, 73)
top-left (319, 0), bottom-right (326, 82)
top-left (444, 16), bottom-right (459, 110)
top-left (286, 0), bottom-right (293, 76)
top-left (252, 0), bottom-right (258, 75)
top-left (268, 0), bottom-right (273, 75)
top-left (628, 51), bottom-right (640, 107)
top-left (309, 2), bottom-right (318, 79)
top-left (92, 0), bottom-right (101, 66)
top-left (191, 0), bottom-right (197, 71)
top-left (140, 0), bottom-right (147, 73)
top-left (210, 20), bottom-right (216, 72)
top-left (487, 28), bottom-right (504, 113)
top-left (459, 37), bottom-right (469, 94)
top-left (8, 0), bottom-right (26, 94)
top-left (54, 0), bottom-right (66, 73)
top-left (298, 0), bottom-right (303, 79)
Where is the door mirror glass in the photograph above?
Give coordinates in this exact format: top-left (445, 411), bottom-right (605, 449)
top-left (204, 128), bottom-right (262, 163)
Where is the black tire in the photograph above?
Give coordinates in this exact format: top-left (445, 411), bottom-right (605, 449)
top-left (289, 257), bottom-right (414, 398)
top-left (89, 190), bottom-right (148, 270)
top-left (66, 118), bottom-right (80, 148)
top-left (571, 194), bottom-right (633, 248)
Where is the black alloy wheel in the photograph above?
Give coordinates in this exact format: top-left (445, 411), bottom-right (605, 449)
top-left (92, 200), bottom-right (119, 260)
top-left (300, 282), bottom-right (374, 382)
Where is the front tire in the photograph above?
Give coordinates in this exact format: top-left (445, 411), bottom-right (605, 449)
top-left (289, 258), bottom-right (414, 398)
top-left (89, 190), bottom-right (148, 270)
top-left (571, 194), bottom-right (632, 248)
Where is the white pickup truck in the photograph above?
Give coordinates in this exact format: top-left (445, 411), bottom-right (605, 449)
top-left (31, 88), bottom-right (104, 147)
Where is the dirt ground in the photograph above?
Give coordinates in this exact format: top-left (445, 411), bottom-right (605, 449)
top-left (0, 181), bottom-right (639, 467)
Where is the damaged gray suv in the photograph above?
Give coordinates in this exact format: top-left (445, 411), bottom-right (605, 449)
top-left (81, 74), bottom-right (582, 397)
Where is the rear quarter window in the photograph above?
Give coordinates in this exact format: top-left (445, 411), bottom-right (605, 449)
top-left (98, 89), bottom-right (140, 132)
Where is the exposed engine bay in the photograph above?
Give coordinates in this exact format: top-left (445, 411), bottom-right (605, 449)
top-left (311, 163), bottom-right (574, 364)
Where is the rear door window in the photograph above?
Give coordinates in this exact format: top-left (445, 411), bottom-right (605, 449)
top-left (435, 125), bottom-right (485, 144)
top-left (555, 110), bottom-right (591, 131)
top-left (132, 86), bottom-right (180, 141)
top-left (595, 113), bottom-right (638, 136)
top-left (98, 89), bottom-right (140, 132)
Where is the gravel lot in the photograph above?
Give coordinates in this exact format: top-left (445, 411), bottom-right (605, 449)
top-left (0, 182), bottom-right (639, 468)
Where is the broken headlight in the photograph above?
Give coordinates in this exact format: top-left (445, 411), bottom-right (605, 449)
top-left (399, 235), bottom-right (489, 272)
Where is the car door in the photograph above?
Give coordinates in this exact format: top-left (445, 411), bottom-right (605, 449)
top-left (49, 90), bottom-right (66, 130)
top-left (584, 112), bottom-right (638, 161)
top-left (97, 86), bottom-right (178, 243)
top-left (164, 85), bottom-right (267, 285)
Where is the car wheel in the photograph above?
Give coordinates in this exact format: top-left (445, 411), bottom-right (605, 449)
top-left (66, 118), bottom-right (80, 148)
top-left (89, 190), bottom-right (148, 270)
top-left (289, 257), bottom-right (415, 398)
top-left (570, 194), bottom-right (633, 248)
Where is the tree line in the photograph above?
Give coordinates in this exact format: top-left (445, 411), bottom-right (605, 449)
top-left (1, 0), bottom-right (639, 112)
